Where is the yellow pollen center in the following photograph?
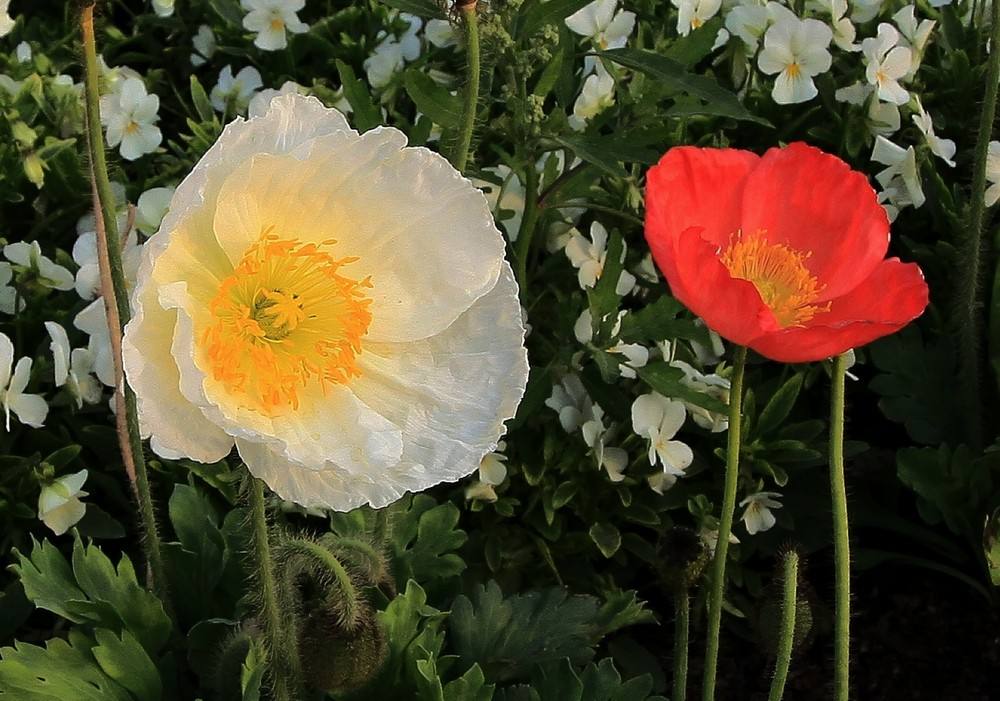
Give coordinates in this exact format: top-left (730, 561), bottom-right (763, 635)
top-left (787, 62), bottom-right (801, 78)
top-left (692, 17), bottom-right (704, 28)
top-left (270, 16), bottom-right (285, 30)
top-left (201, 229), bottom-right (372, 414)
top-left (720, 229), bottom-right (829, 328)
top-left (125, 120), bottom-right (140, 135)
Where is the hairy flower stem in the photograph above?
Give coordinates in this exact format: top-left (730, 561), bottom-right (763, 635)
top-left (768, 551), bottom-right (799, 701)
top-left (284, 538), bottom-right (360, 629)
top-left (450, 0), bottom-right (480, 173)
top-left (81, 4), bottom-right (170, 611)
top-left (958, 0), bottom-right (1000, 451)
top-left (701, 345), bottom-right (747, 701)
top-left (673, 589), bottom-right (690, 701)
top-left (246, 476), bottom-right (300, 701)
top-left (830, 353), bottom-right (851, 701)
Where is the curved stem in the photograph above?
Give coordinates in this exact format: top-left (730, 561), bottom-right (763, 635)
top-left (672, 589), bottom-right (690, 701)
top-left (284, 538), bottom-right (360, 629)
top-left (246, 476), bottom-right (298, 701)
top-left (830, 353), bottom-right (851, 701)
top-left (514, 164), bottom-right (540, 292)
top-left (81, 4), bottom-right (169, 611)
top-left (957, 0), bottom-right (1000, 451)
top-left (768, 550), bottom-right (799, 701)
top-left (450, 2), bottom-right (480, 174)
top-left (701, 345), bottom-right (748, 701)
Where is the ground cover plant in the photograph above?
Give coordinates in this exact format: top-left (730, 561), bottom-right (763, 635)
top-left (0, 0), bottom-right (998, 699)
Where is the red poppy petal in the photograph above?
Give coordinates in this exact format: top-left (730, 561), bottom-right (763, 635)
top-left (670, 227), bottom-right (778, 347)
top-left (740, 142), bottom-right (890, 302)
top-left (749, 258), bottom-right (929, 363)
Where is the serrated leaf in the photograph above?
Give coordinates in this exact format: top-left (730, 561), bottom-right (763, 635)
top-left (92, 629), bottom-right (161, 701)
top-left (391, 495), bottom-right (468, 588)
top-left (404, 70), bottom-right (462, 128)
top-left (755, 373), bottom-right (803, 437)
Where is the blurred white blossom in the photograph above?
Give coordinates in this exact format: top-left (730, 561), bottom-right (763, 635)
top-left (986, 141), bottom-right (1000, 207)
top-left (4, 241), bottom-right (73, 291)
top-left (100, 77), bottom-right (161, 161)
top-left (38, 470), bottom-right (89, 536)
top-left (672, 0), bottom-right (722, 37)
top-left (861, 24), bottom-right (911, 105)
top-left (0, 332), bottom-right (47, 429)
top-left (45, 322), bottom-right (101, 408)
top-left (569, 67), bottom-right (616, 131)
top-left (632, 393), bottom-right (694, 475)
top-left (191, 25), bottom-right (217, 66)
top-left (210, 65), bottom-right (263, 114)
top-left (564, 222), bottom-right (636, 293)
top-left (758, 7), bottom-right (833, 104)
top-left (566, 0), bottom-right (636, 74)
top-left (242, 0), bottom-right (308, 51)
top-left (912, 98), bottom-right (955, 167)
top-left (872, 135), bottom-right (925, 209)
top-left (740, 491), bottom-right (783, 534)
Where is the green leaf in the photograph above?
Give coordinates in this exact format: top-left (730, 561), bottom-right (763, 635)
top-left (336, 59), bottom-right (382, 132)
top-left (443, 663), bottom-right (494, 701)
top-left (207, 0), bottom-right (243, 26)
top-left (391, 495), bottom-right (468, 588)
top-left (518, 0), bottom-right (593, 39)
top-left (12, 537), bottom-right (88, 624)
top-left (592, 590), bottom-right (654, 637)
top-left (663, 18), bottom-right (724, 67)
top-left (586, 230), bottom-right (625, 345)
top-left (92, 629), bottom-right (161, 701)
top-left (598, 48), bottom-right (771, 126)
top-left (755, 373), bottom-right (803, 437)
top-left (41, 445), bottom-right (81, 470)
top-left (636, 363), bottom-right (728, 414)
top-left (404, 70), bottom-right (462, 128)
top-left (190, 75), bottom-right (215, 123)
top-left (376, 0), bottom-right (447, 19)
top-left (241, 639), bottom-right (265, 701)
top-left (553, 134), bottom-right (657, 179)
top-left (589, 522), bottom-right (621, 558)
top-left (984, 507), bottom-right (1000, 587)
top-left (619, 296), bottom-right (708, 345)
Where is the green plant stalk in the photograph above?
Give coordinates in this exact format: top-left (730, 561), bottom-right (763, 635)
top-left (768, 551), bottom-right (799, 701)
top-left (701, 345), bottom-right (748, 701)
top-left (830, 353), bottom-right (850, 701)
top-left (450, 2), bottom-right (480, 173)
top-left (958, 0), bottom-right (1000, 451)
top-left (673, 589), bottom-right (690, 701)
top-left (247, 476), bottom-right (299, 701)
top-left (81, 4), bottom-right (170, 608)
top-left (514, 164), bottom-right (540, 291)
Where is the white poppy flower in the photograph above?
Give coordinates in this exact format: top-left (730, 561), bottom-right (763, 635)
top-left (893, 6), bottom-right (934, 78)
top-left (38, 470), bottom-right (89, 536)
top-left (475, 165), bottom-right (525, 242)
top-left (740, 490), bottom-right (782, 534)
top-left (545, 374), bottom-right (594, 433)
top-left (0, 263), bottom-right (22, 315)
top-left (986, 141), bottom-right (1000, 207)
top-left (725, 2), bottom-right (771, 52)
top-left (99, 77), bottom-right (162, 161)
top-left (0, 332), bottom-right (47, 430)
top-left (426, 18), bottom-right (458, 48)
top-left (672, 0), bottom-right (722, 37)
top-left (192, 25), bottom-right (217, 66)
top-left (210, 65), bottom-right (263, 115)
top-left (850, 0), bottom-right (883, 23)
top-left (242, 0), bottom-right (308, 51)
top-left (569, 67), bottom-right (616, 131)
top-left (911, 98), bottom-right (955, 167)
top-left (834, 81), bottom-right (900, 135)
top-left (861, 24), bottom-right (911, 105)
top-left (758, 11), bottom-right (833, 104)
top-left (564, 222), bottom-right (637, 294)
top-left (44, 322), bottom-right (102, 408)
top-left (121, 94), bottom-right (528, 511)
top-left (872, 135), bottom-right (925, 208)
top-left (0, 0), bottom-right (14, 37)
top-left (248, 80), bottom-right (307, 119)
top-left (573, 309), bottom-right (648, 378)
top-left (16, 41), bottom-right (30, 63)
top-left (566, 0), bottom-right (636, 74)
top-left (152, 0), bottom-right (174, 17)
top-left (631, 393), bottom-right (694, 475)
top-left (3, 241), bottom-right (74, 291)
top-left (136, 186), bottom-right (176, 235)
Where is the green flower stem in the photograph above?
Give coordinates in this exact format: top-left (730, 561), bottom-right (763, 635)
top-left (81, 4), bottom-right (170, 610)
top-left (701, 345), bottom-right (748, 701)
top-left (672, 589), bottom-right (690, 701)
top-left (830, 353), bottom-right (851, 701)
top-left (246, 475), bottom-right (299, 701)
top-left (514, 164), bottom-right (540, 291)
top-left (958, 0), bottom-right (1000, 451)
top-left (768, 551), bottom-right (799, 701)
top-left (450, 1), bottom-right (480, 174)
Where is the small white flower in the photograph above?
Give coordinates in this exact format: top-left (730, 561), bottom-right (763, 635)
top-left (566, 0), bottom-right (636, 74)
top-left (569, 67), bottom-right (616, 131)
top-left (690, 322), bottom-right (726, 366)
top-left (15, 41), bottom-right (31, 63)
top-left (893, 6), bottom-right (934, 78)
top-left (701, 526), bottom-right (740, 554)
top-left (99, 57), bottom-right (143, 94)
top-left (579, 404), bottom-right (628, 481)
top-left (4, 241), bottom-right (74, 291)
top-left (758, 10), bottom-right (833, 104)
top-left (364, 14), bottom-right (422, 88)
top-left (740, 490), bottom-right (782, 534)
top-left (564, 222), bottom-right (637, 293)
top-left (73, 301), bottom-right (115, 388)
top-left (44, 322), bottom-right (102, 408)
top-left (601, 446), bottom-right (629, 482)
top-left (210, 65), bottom-right (263, 114)
top-left (152, 0), bottom-right (174, 17)
top-left (425, 18), bottom-right (458, 48)
top-left (670, 359), bottom-right (731, 432)
top-left (136, 186), bottom-right (176, 235)
top-left (631, 393), bottom-right (694, 475)
top-left (834, 82), bottom-right (900, 136)
top-left (725, 2), bottom-right (771, 53)
top-left (73, 218), bottom-right (141, 301)
top-left (872, 135), bottom-right (925, 209)
top-left (38, 470), bottom-right (89, 536)
top-left (573, 309), bottom-right (649, 378)
top-left (545, 374), bottom-right (594, 433)
top-left (467, 445), bottom-right (508, 501)
top-left (850, 0), bottom-right (883, 24)
top-left (242, 0), bottom-right (309, 51)
top-left (191, 25), bottom-right (217, 66)
top-left (0, 0), bottom-right (14, 38)
top-left (813, 0), bottom-right (856, 51)
top-left (0, 263), bottom-right (22, 315)
top-left (0, 332), bottom-right (47, 430)
top-left (476, 165), bottom-right (526, 241)
top-left (648, 470), bottom-right (678, 494)
top-left (672, 0), bottom-right (722, 37)
top-left (248, 80), bottom-right (307, 119)
top-left (861, 24), bottom-right (911, 105)
top-left (100, 77), bottom-right (162, 161)
top-left (912, 98), bottom-right (955, 167)
top-left (985, 141), bottom-right (1000, 207)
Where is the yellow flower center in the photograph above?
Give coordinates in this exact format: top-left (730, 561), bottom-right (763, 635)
top-left (270, 15), bottom-right (285, 30)
top-left (787, 62), bottom-right (802, 78)
top-left (125, 120), bottom-right (140, 135)
top-left (201, 229), bottom-right (372, 414)
top-left (720, 229), bottom-right (829, 328)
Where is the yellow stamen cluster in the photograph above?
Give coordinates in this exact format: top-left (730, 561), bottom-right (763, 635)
top-left (202, 229), bottom-right (372, 414)
top-left (720, 229), bottom-right (829, 328)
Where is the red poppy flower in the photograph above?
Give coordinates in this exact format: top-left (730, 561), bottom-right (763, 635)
top-left (643, 142), bottom-right (929, 363)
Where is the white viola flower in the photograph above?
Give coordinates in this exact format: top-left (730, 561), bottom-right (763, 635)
top-left (635, 253), bottom-right (658, 283)
top-left (701, 526), bottom-right (740, 555)
top-left (210, 65), bottom-right (263, 115)
top-left (0, 263), bottom-right (22, 315)
top-left (16, 41), bottom-right (31, 63)
top-left (740, 490), bottom-right (783, 534)
top-left (136, 186), bottom-right (176, 235)
top-left (601, 445), bottom-right (629, 482)
top-left (121, 94), bottom-right (528, 511)
top-left (0, 332), bottom-right (47, 430)
top-left (38, 470), bottom-right (89, 536)
top-left (152, 0), bottom-right (174, 17)
top-left (893, 6), bottom-right (934, 78)
top-left (467, 446), bottom-right (507, 501)
top-left (73, 302), bottom-right (115, 387)
top-left (985, 141), bottom-right (1000, 207)
top-left (475, 165), bottom-right (525, 242)
top-left (690, 322), bottom-right (726, 366)
top-left (364, 14), bottom-right (423, 89)
top-left (573, 309), bottom-right (649, 378)
top-left (912, 98), bottom-right (955, 167)
top-left (564, 221), bottom-right (637, 294)
top-left (425, 18), bottom-right (458, 48)
top-left (545, 373), bottom-right (594, 433)
top-left (672, 0), bottom-right (722, 37)
top-left (566, 0), bottom-right (636, 74)
top-left (569, 67), bottom-right (616, 131)
top-left (648, 470), bottom-right (678, 495)
top-left (725, 2), bottom-right (771, 52)
top-left (834, 82), bottom-right (900, 136)
top-left (0, 0), bottom-right (13, 37)
top-left (242, 0), bottom-right (308, 51)
top-left (872, 135), bottom-right (925, 208)
top-left (861, 24), bottom-right (911, 105)
top-left (850, 0), bottom-right (882, 24)
top-left (758, 11), bottom-right (833, 104)
top-left (100, 77), bottom-right (162, 161)
top-left (73, 225), bottom-right (141, 302)
top-left (670, 359), bottom-right (731, 432)
top-left (99, 57), bottom-right (143, 94)
top-left (44, 322), bottom-right (102, 408)
top-left (579, 404), bottom-right (626, 481)
top-left (631, 393), bottom-right (694, 475)
top-left (248, 80), bottom-right (307, 119)
top-left (191, 25), bottom-right (217, 67)
top-left (4, 241), bottom-right (74, 291)
top-left (813, 0), bottom-right (856, 51)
